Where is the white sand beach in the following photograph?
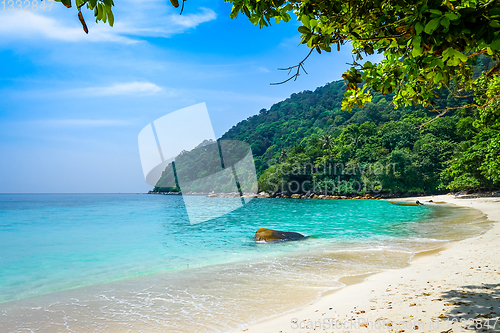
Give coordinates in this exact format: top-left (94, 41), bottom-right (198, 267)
top-left (234, 195), bottom-right (500, 333)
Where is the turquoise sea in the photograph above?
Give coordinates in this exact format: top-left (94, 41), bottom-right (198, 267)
top-left (0, 194), bottom-right (490, 332)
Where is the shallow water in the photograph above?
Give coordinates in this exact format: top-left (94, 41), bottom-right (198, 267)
top-left (0, 194), bottom-right (490, 332)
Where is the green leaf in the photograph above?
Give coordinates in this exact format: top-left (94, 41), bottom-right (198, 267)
top-left (108, 10), bottom-right (114, 26)
top-left (301, 15), bottom-right (310, 29)
top-left (433, 71), bottom-right (443, 84)
top-left (298, 26), bottom-right (309, 34)
top-left (306, 36), bottom-right (314, 48)
top-left (97, 3), bottom-right (103, 20)
top-left (444, 12), bottom-right (460, 21)
top-left (415, 22), bottom-right (424, 35)
top-left (490, 20), bottom-right (500, 28)
top-left (441, 17), bottom-right (450, 29)
top-left (429, 9), bottom-right (442, 16)
top-left (447, 57), bottom-right (461, 66)
top-left (424, 18), bottom-right (441, 34)
top-left (411, 36), bottom-right (423, 56)
top-left (490, 39), bottom-right (500, 51)
top-left (229, 7), bottom-right (239, 19)
top-left (456, 50), bottom-right (468, 62)
top-left (442, 47), bottom-right (468, 63)
top-left (490, 8), bottom-right (500, 16)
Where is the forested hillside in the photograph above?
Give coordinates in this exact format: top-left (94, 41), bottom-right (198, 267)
top-left (216, 59), bottom-right (498, 195)
top-left (154, 57), bottom-right (498, 195)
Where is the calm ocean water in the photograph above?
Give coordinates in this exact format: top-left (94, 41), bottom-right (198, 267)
top-left (0, 194), bottom-right (490, 332)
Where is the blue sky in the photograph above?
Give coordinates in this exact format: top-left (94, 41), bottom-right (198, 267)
top-left (0, 0), bottom-right (354, 193)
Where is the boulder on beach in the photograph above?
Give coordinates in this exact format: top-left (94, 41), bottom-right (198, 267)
top-left (254, 228), bottom-right (307, 242)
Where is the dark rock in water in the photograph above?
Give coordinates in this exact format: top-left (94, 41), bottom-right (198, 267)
top-left (254, 228), bottom-right (307, 242)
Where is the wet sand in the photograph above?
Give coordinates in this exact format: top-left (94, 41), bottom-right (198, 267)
top-left (233, 195), bottom-right (500, 333)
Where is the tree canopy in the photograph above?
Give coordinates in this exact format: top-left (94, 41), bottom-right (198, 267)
top-left (54, 0), bottom-right (115, 33)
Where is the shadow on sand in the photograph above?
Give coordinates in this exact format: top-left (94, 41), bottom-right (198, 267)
top-left (439, 282), bottom-right (500, 332)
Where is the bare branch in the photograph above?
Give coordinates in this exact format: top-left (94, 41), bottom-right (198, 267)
top-left (426, 104), bottom-right (478, 113)
top-left (418, 110), bottom-right (449, 129)
top-left (467, 49), bottom-right (487, 59)
top-left (180, 0), bottom-right (186, 15)
top-left (418, 104), bottom-right (478, 129)
top-left (78, 0), bottom-right (88, 9)
top-left (485, 60), bottom-right (500, 78)
top-left (356, 33), bottom-right (406, 41)
top-left (271, 48), bottom-right (315, 85)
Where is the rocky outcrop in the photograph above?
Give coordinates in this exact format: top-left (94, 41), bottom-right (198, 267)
top-left (254, 228), bottom-right (307, 242)
top-left (280, 193), bottom-right (381, 200)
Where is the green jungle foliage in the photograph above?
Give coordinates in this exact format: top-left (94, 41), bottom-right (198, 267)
top-left (155, 56), bottom-right (499, 195)
top-left (218, 66), bottom-right (498, 195)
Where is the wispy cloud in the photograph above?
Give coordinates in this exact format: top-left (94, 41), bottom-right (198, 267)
top-left (117, 7), bottom-right (217, 37)
top-left (0, 11), bottom-right (137, 44)
top-left (0, 3), bottom-right (216, 43)
top-left (256, 66), bottom-right (271, 73)
top-left (1, 81), bottom-right (169, 99)
top-left (80, 81), bottom-right (164, 96)
top-left (167, 9), bottom-right (217, 30)
top-left (18, 119), bottom-right (134, 127)
top-left (42, 119), bottom-right (133, 127)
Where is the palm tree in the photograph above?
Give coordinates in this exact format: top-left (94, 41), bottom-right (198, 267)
top-left (321, 133), bottom-right (334, 162)
top-left (320, 134), bottom-right (333, 150)
top-left (279, 148), bottom-right (289, 163)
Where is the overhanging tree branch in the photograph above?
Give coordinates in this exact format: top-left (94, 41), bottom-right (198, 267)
top-left (271, 48), bottom-right (315, 85)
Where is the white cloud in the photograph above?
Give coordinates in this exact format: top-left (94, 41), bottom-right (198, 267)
top-left (113, 7), bottom-right (217, 37)
top-left (168, 9), bottom-right (217, 29)
top-left (3, 81), bottom-right (169, 99)
top-left (80, 81), bottom-right (164, 96)
top-left (256, 66), bottom-right (270, 73)
top-left (0, 2), bottom-right (217, 43)
top-left (0, 11), bottom-right (137, 44)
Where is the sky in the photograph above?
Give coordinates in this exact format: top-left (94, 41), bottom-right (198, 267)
top-left (0, 0), bottom-right (355, 193)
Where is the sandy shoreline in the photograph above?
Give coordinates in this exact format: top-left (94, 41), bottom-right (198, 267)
top-left (232, 195), bottom-right (500, 333)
